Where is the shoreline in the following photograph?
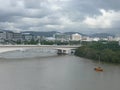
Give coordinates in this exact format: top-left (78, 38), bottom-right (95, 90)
top-left (0, 48), bottom-right (20, 53)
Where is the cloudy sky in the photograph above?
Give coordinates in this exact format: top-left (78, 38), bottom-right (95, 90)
top-left (0, 0), bottom-right (120, 34)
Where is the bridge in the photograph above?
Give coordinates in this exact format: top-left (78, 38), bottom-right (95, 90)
top-left (0, 45), bottom-right (80, 54)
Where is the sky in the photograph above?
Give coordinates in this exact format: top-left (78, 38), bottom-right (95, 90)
top-left (0, 0), bottom-right (120, 34)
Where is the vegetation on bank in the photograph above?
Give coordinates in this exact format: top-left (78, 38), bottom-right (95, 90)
top-left (15, 40), bottom-right (82, 45)
top-left (75, 41), bottom-right (120, 63)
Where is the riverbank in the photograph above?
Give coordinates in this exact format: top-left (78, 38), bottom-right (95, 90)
top-left (75, 41), bottom-right (120, 64)
top-left (0, 48), bottom-right (19, 53)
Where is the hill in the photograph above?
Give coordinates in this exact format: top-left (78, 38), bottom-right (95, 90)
top-left (90, 33), bottom-right (114, 38)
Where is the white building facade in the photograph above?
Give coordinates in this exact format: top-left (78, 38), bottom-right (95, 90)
top-left (71, 33), bottom-right (82, 41)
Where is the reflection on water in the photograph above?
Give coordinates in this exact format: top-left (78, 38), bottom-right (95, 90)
top-left (0, 48), bottom-right (57, 59)
top-left (0, 50), bottom-right (120, 90)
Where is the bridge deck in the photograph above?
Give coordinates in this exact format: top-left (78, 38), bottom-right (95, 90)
top-left (0, 45), bottom-right (80, 53)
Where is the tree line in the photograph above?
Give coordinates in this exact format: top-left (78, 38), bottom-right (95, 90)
top-left (75, 41), bottom-right (120, 63)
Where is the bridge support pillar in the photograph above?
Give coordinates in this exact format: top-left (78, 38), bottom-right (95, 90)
top-left (57, 49), bottom-right (68, 55)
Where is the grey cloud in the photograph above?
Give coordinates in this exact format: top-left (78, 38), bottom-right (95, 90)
top-left (66, 0), bottom-right (120, 16)
top-left (0, 0), bottom-right (120, 33)
top-left (23, 0), bottom-right (46, 9)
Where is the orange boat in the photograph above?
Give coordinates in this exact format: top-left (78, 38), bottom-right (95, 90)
top-left (94, 67), bottom-right (103, 71)
top-left (94, 55), bottom-right (103, 72)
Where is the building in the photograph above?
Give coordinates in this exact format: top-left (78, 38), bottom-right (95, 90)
top-left (82, 36), bottom-right (92, 41)
top-left (114, 37), bottom-right (120, 41)
top-left (13, 32), bottom-right (22, 41)
top-left (71, 33), bottom-right (82, 41)
top-left (92, 37), bottom-right (100, 41)
top-left (107, 36), bottom-right (114, 41)
top-left (6, 31), bottom-right (14, 40)
top-left (45, 37), bottom-right (55, 41)
top-left (0, 30), bottom-right (7, 40)
top-left (54, 33), bottom-right (70, 41)
top-left (22, 33), bottom-right (34, 41)
top-left (0, 30), bottom-right (15, 44)
top-left (0, 31), bottom-right (6, 43)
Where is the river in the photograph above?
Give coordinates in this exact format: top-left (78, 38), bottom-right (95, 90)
top-left (0, 49), bottom-right (120, 90)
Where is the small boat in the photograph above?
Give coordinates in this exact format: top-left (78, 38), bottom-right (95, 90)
top-left (94, 67), bottom-right (103, 71)
top-left (94, 55), bottom-right (103, 72)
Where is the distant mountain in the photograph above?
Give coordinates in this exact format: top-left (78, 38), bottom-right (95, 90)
top-left (90, 33), bottom-right (115, 38)
top-left (64, 32), bottom-right (87, 36)
top-left (0, 30), bottom-right (87, 37)
top-left (0, 29), bottom-right (13, 33)
top-left (22, 31), bottom-right (59, 37)
top-left (22, 31), bottom-right (87, 37)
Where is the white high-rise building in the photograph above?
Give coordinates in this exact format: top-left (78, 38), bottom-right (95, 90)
top-left (71, 33), bottom-right (82, 41)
